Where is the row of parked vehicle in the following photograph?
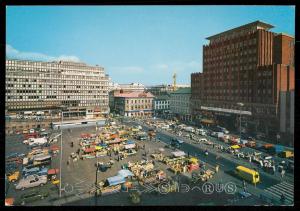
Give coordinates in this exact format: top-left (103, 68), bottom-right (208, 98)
top-left (5, 129), bottom-right (61, 205)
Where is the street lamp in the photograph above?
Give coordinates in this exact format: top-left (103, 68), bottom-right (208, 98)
top-left (94, 164), bottom-right (101, 205)
top-left (237, 103), bottom-right (244, 143)
top-left (58, 105), bottom-right (68, 199)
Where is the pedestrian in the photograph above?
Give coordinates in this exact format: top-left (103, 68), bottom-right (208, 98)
top-left (188, 152), bottom-right (190, 158)
top-left (243, 180), bottom-right (247, 193)
top-left (215, 165), bottom-right (219, 173)
top-left (281, 169), bottom-right (285, 179)
top-left (280, 193), bottom-right (286, 204)
top-left (67, 160), bottom-right (70, 165)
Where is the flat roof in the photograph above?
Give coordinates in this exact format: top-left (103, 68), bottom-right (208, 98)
top-left (206, 20), bottom-right (274, 40)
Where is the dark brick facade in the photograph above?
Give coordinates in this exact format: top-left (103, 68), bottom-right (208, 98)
top-left (191, 21), bottom-right (294, 145)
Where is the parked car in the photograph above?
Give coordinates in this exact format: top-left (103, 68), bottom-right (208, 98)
top-left (15, 175), bottom-right (47, 190)
top-left (29, 129), bottom-right (35, 134)
top-left (7, 171), bottom-right (20, 182)
top-left (22, 167), bottom-right (40, 176)
top-left (25, 167), bottom-right (49, 178)
top-left (16, 190), bottom-right (49, 205)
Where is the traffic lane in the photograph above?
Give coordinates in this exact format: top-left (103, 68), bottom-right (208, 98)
top-left (157, 132), bottom-right (277, 189)
top-left (154, 125), bottom-right (292, 182)
top-left (135, 121), bottom-right (280, 189)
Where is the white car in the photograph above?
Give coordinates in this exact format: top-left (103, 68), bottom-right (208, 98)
top-left (29, 129), bottom-right (35, 134)
top-left (15, 175), bottom-right (47, 190)
top-left (40, 128), bottom-right (46, 132)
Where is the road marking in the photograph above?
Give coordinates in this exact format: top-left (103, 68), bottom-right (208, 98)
top-left (264, 182), bottom-right (294, 203)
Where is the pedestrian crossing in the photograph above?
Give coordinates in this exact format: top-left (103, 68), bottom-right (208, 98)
top-left (264, 181), bottom-right (294, 204)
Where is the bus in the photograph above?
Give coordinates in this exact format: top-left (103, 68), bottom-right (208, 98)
top-left (235, 165), bottom-right (260, 184)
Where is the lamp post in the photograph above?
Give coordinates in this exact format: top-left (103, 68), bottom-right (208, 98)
top-left (94, 164), bottom-right (100, 205)
top-left (237, 103), bottom-right (244, 143)
top-left (59, 110), bottom-right (63, 198)
top-left (58, 105), bottom-right (68, 199)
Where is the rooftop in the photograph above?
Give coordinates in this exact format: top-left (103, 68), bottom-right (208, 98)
top-left (206, 20), bottom-right (274, 40)
top-left (171, 87), bottom-right (191, 94)
top-left (114, 91), bottom-right (154, 98)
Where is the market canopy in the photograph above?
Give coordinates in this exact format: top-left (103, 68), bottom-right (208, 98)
top-left (84, 147), bottom-right (96, 153)
top-left (95, 146), bottom-right (102, 150)
top-left (124, 144), bottom-right (136, 149)
top-left (189, 157), bottom-right (198, 164)
top-left (107, 175), bottom-right (126, 186)
top-left (126, 140), bottom-right (135, 145)
top-left (117, 169), bottom-right (134, 178)
top-left (231, 145), bottom-right (240, 149)
top-left (171, 151), bottom-right (186, 157)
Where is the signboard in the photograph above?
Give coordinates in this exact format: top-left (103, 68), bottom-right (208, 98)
top-left (200, 106), bottom-right (252, 115)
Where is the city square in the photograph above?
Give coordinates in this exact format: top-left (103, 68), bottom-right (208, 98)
top-left (5, 5), bottom-right (295, 207)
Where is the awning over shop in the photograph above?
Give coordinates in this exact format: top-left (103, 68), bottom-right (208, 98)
top-left (201, 119), bottom-right (215, 124)
top-left (107, 175), bottom-right (126, 186)
top-left (171, 151), bottom-right (186, 157)
top-left (117, 169), bottom-right (134, 178)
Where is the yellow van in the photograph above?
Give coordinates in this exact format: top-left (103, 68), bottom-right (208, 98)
top-left (235, 166), bottom-right (260, 184)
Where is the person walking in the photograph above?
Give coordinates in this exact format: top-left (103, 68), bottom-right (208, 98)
top-left (215, 165), bottom-right (219, 173)
top-left (280, 193), bottom-right (286, 204)
top-left (281, 169), bottom-right (285, 179)
top-left (243, 180), bottom-right (247, 193)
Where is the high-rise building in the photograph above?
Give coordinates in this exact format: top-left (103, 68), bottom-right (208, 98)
top-left (191, 21), bottom-right (294, 145)
top-left (6, 59), bottom-right (109, 118)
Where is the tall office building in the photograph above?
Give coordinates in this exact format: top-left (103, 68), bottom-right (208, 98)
top-left (191, 21), bottom-right (294, 145)
top-left (6, 59), bottom-right (109, 118)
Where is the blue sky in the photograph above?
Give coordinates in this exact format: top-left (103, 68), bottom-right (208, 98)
top-left (6, 6), bottom-right (295, 85)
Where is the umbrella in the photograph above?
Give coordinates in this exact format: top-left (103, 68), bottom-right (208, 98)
top-left (159, 148), bottom-right (165, 152)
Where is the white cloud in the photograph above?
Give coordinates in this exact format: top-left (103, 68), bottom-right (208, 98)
top-left (6, 44), bottom-right (81, 62)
